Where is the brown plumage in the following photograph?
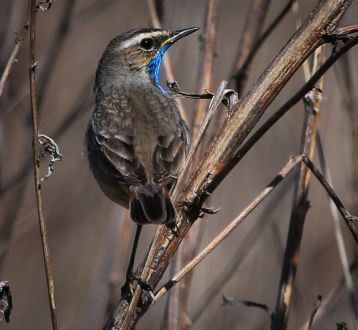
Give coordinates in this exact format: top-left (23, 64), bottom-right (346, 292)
top-left (86, 27), bottom-right (198, 225)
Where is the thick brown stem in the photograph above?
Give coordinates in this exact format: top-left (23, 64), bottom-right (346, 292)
top-left (110, 1), bottom-right (353, 328)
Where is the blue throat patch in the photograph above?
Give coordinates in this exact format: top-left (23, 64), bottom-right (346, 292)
top-left (147, 45), bottom-right (170, 95)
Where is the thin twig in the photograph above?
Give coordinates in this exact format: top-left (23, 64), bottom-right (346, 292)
top-left (191, 175), bottom-right (294, 325)
top-left (229, 0), bottom-right (271, 92)
top-left (28, 1), bottom-right (58, 329)
top-left (308, 295), bottom-right (322, 330)
top-left (272, 45), bottom-right (326, 330)
top-left (221, 295), bottom-right (273, 320)
top-left (153, 155), bottom-right (304, 301)
top-left (175, 81), bottom-right (228, 191)
top-left (302, 156), bottom-right (358, 244)
top-left (299, 255), bottom-right (358, 330)
top-left (231, 0), bottom-right (295, 92)
top-left (0, 22), bottom-right (29, 99)
top-left (231, 32), bottom-right (358, 182)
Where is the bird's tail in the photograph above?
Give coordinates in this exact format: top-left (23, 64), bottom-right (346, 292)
top-left (129, 184), bottom-right (175, 225)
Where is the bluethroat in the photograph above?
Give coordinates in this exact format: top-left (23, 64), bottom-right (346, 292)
top-left (86, 27), bottom-right (198, 226)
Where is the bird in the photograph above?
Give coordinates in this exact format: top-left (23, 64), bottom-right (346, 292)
top-left (86, 27), bottom-right (198, 226)
top-left (86, 28), bottom-right (199, 295)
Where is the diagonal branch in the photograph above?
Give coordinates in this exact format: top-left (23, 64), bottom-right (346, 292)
top-left (153, 155), bottom-right (304, 301)
top-left (229, 32), bottom-right (358, 184)
top-left (109, 1), bottom-right (353, 329)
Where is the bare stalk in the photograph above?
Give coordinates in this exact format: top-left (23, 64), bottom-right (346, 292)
top-left (271, 45), bottom-right (326, 330)
top-left (29, 1), bottom-right (58, 329)
top-left (0, 22), bottom-right (29, 99)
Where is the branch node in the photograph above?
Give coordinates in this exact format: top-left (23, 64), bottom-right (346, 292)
top-left (38, 134), bottom-right (63, 182)
top-left (30, 61), bottom-right (39, 71)
top-left (36, 0), bottom-right (54, 11)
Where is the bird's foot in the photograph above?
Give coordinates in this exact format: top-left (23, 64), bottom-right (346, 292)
top-left (167, 221), bottom-right (180, 236)
top-left (121, 272), bottom-right (155, 304)
top-left (199, 205), bottom-right (220, 218)
top-left (179, 199), bottom-right (220, 220)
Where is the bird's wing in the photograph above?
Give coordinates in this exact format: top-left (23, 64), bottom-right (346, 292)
top-left (94, 130), bottom-right (147, 185)
top-left (152, 125), bottom-right (189, 185)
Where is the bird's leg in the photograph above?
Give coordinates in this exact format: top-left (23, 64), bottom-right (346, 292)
top-left (126, 224), bottom-right (142, 281)
top-left (121, 225), bottom-right (154, 301)
top-left (121, 224), bottom-right (142, 297)
top-left (179, 193), bottom-right (220, 220)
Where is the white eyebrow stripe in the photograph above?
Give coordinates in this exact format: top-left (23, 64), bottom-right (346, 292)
top-left (116, 31), bottom-right (165, 50)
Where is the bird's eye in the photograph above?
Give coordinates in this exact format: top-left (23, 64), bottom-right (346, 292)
top-left (140, 38), bottom-right (154, 51)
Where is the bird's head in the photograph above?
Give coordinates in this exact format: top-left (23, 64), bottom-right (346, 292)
top-left (96, 27), bottom-right (199, 93)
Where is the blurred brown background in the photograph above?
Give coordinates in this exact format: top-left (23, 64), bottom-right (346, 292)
top-left (0, 0), bottom-right (357, 329)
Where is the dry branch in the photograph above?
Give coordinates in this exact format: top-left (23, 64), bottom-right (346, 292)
top-left (0, 22), bottom-right (29, 99)
top-left (231, 32), bottom-right (358, 183)
top-left (109, 1), bottom-right (354, 329)
top-left (230, 0), bottom-right (297, 92)
top-left (308, 295), bottom-right (322, 330)
top-left (153, 155), bottom-right (304, 301)
top-left (229, 0), bottom-right (271, 92)
top-left (28, 1), bottom-right (58, 329)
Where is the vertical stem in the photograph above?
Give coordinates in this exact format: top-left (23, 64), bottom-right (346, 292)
top-left (29, 1), bottom-right (58, 329)
top-left (271, 46), bottom-right (326, 330)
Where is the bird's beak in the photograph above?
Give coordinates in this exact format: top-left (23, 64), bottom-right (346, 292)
top-left (162, 27), bottom-right (200, 47)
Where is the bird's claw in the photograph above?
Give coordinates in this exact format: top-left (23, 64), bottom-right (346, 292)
top-left (199, 206), bottom-right (220, 218)
top-left (121, 271), bottom-right (155, 304)
top-left (167, 221), bottom-right (180, 236)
